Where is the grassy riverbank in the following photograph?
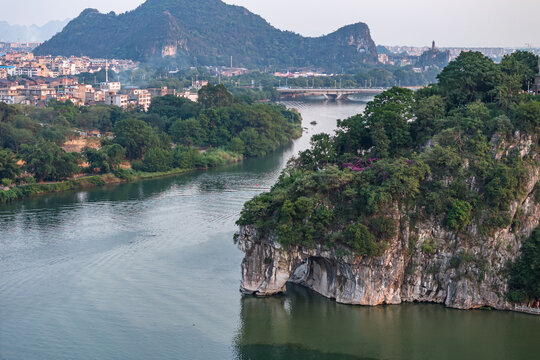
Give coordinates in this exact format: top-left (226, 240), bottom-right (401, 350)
top-left (0, 152), bottom-right (242, 204)
top-left (1, 86), bottom-right (302, 205)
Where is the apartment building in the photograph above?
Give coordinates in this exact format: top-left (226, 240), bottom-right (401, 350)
top-left (104, 92), bottom-right (128, 109)
top-left (128, 89), bottom-right (152, 111)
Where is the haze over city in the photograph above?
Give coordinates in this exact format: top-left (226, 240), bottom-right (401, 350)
top-left (2, 0), bottom-right (539, 48)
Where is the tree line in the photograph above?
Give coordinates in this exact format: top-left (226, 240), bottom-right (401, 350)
top-left (0, 84), bottom-right (301, 186)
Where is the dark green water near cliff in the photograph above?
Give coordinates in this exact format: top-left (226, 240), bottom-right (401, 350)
top-left (1, 100), bottom-right (537, 360)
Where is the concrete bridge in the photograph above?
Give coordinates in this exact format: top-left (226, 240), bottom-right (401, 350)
top-left (277, 87), bottom-right (386, 100)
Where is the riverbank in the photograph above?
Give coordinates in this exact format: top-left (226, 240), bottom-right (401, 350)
top-left (3, 99), bottom-right (537, 360)
top-left (0, 154), bottom-right (243, 204)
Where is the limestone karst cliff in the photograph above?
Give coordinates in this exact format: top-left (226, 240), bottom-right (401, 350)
top-left (236, 52), bottom-right (540, 310)
top-left (238, 159), bottom-right (538, 309)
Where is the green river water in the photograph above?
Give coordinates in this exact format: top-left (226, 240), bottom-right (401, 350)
top-left (0, 100), bottom-right (537, 360)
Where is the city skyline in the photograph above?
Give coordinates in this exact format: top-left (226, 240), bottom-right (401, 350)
top-left (1, 0), bottom-right (539, 48)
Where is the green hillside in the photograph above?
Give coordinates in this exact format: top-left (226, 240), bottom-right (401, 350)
top-left (34, 0), bottom-right (377, 70)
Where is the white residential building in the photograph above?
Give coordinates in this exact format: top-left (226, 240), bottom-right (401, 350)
top-left (100, 81), bottom-right (121, 92)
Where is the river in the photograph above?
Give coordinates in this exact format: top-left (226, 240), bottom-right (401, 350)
top-left (0, 100), bottom-right (537, 360)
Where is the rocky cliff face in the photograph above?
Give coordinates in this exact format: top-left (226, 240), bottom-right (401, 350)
top-left (315, 23), bottom-right (377, 64)
top-left (238, 133), bottom-right (539, 310)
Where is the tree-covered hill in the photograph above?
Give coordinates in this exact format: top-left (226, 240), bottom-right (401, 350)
top-left (34, 0), bottom-right (377, 70)
top-left (237, 51), bottom-right (540, 305)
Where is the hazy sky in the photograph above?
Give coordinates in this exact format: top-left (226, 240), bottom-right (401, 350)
top-left (2, 0), bottom-right (539, 47)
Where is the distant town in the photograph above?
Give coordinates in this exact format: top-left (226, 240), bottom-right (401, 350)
top-left (1, 41), bottom-right (539, 109)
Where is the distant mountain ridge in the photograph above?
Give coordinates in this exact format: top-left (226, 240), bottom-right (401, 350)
top-left (0, 20), bottom-right (70, 42)
top-left (34, 0), bottom-right (377, 70)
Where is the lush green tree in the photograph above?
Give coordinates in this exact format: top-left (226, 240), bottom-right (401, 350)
top-left (411, 95), bottom-right (446, 145)
top-left (344, 222), bottom-right (380, 256)
top-left (371, 122), bottom-right (390, 158)
top-left (228, 137), bottom-right (245, 154)
top-left (148, 95), bottom-right (201, 119)
top-left (486, 164), bottom-right (520, 210)
top-left (142, 148), bottom-right (173, 172)
top-left (487, 115), bottom-right (514, 139)
top-left (113, 118), bottom-right (159, 159)
top-left (500, 51), bottom-right (539, 90)
top-left (198, 84), bottom-right (233, 109)
top-left (77, 105), bottom-right (118, 131)
top-left (516, 101), bottom-right (540, 131)
top-left (85, 148), bottom-right (109, 173)
top-left (104, 144), bottom-right (126, 168)
top-left (169, 118), bottom-right (207, 146)
top-left (0, 102), bottom-right (20, 123)
top-left (85, 144), bottom-right (125, 173)
top-left (157, 132), bottom-right (172, 150)
top-left (300, 133), bottom-right (336, 170)
top-left (364, 87), bottom-right (415, 156)
top-left (334, 114), bottom-right (370, 155)
top-left (19, 140), bottom-right (79, 182)
top-left (172, 146), bottom-right (202, 169)
top-left (447, 199), bottom-right (473, 231)
top-left (0, 123), bottom-right (34, 152)
top-left (508, 228), bottom-right (540, 303)
top-left (0, 149), bottom-right (21, 181)
top-left (37, 127), bottom-right (68, 145)
top-left (437, 52), bottom-right (502, 106)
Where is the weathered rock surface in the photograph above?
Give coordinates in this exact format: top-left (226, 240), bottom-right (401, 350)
top-left (238, 134), bottom-right (539, 310)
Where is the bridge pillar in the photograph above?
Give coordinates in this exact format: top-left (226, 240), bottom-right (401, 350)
top-left (325, 93), bottom-right (338, 101)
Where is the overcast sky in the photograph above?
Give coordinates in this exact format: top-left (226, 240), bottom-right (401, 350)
top-left (2, 0), bottom-right (539, 47)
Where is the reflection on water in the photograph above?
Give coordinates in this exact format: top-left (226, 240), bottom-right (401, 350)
top-left (234, 284), bottom-right (538, 360)
top-left (1, 99), bottom-right (536, 360)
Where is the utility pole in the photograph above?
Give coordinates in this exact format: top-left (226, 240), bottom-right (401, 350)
top-left (230, 56), bottom-right (233, 68)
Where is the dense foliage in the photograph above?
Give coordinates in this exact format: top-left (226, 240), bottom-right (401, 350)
top-left (238, 52), bottom-right (540, 264)
top-left (507, 228), bottom-right (540, 303)
top-left (146, 87), bottom-right (302, 158)
top-left (0, 85), bottom-right (301, 200)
